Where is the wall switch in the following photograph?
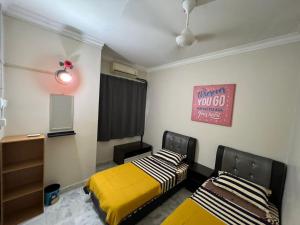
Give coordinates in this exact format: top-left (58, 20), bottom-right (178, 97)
top-left (0, 98), bottom-right (7, 109)
top-left (0, 118), bottom-right (6, 127)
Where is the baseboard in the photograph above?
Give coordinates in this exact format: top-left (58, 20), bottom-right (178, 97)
top-left (60, 179), bottom-right (88, 193)
top-left (96, 160), bottom-right (114, 167)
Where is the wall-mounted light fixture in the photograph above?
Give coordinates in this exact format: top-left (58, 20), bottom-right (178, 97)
top-left (55, 60), bottom-right (73, 84)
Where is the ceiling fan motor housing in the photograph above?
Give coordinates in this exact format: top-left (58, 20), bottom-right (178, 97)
top-left (176, 28), bottom-right (195, 47)
top-left (182, 0), bottom-right (197, 14)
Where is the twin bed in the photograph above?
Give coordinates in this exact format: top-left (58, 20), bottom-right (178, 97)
top-left (84, 132), bottom-right (287, 225)
top-left (84, 131), bottom-right (196, 225)
top-left (162, 145), bottom-right (287, 225)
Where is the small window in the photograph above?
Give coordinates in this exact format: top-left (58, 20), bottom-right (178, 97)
top-left (49, 94), bottom-right (74, 132)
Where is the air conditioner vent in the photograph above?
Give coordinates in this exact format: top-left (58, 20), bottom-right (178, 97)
top-left (111, 62), bottom-right (138, 76)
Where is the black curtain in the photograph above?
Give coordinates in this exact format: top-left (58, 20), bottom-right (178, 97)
top-left (98, 74), bottom-right (147, 141)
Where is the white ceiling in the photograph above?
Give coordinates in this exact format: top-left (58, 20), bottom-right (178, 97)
top-left (2, 0), bottom-right (300, 69)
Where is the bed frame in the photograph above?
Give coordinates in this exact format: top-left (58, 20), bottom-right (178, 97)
top-left (89, 130), bottom-right (196, 225)
top-left (214, 145), bottom-right (287, 224)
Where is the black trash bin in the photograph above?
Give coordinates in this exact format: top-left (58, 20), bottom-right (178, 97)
top-left (44, 184), bottom-right (60, 206)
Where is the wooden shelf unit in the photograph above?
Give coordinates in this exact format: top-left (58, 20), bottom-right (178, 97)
top-left (3, 191), bottom-right (44, 225)
top-left (3, 180), bottom-right (43, 203)
top-left (0, 135), bottom-right (45, 225)
top-left (3, 159), bottom-right (43, 174)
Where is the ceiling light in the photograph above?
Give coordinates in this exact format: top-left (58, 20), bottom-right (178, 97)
top-left (56, 70), bottom-right (72, 84)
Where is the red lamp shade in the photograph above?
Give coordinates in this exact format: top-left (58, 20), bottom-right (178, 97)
top-left (62, 60), bottom-right (73, 69)
top-left (55, 69), bottom-right (72, 84)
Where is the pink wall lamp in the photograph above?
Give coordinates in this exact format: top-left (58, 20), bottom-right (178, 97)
top-left (55, 60), bottom-right (74, 84)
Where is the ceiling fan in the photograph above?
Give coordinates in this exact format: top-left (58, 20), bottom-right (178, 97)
top-left (176, 0), bottom-right (213, 47)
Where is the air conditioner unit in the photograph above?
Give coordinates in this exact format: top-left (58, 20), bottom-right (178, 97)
top-left (111, 62), bottom-right (138, 76)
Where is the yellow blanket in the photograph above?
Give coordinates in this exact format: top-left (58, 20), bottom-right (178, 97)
top-left (86, 163), bottom-right (161, 225)
top-left (161, 198), bottom-right (226, 225)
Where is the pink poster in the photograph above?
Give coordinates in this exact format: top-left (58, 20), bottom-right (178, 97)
top-left (191, 84), bottom-right (236, 126)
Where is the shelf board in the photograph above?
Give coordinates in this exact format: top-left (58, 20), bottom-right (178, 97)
top-left (4, 205), bottom-right (43, 225)
top-left (47, 130), bottom-right (76, 138)
top-left (3, 182), bottom-right (43, 203)
top-left (3, 159), bottom-right (44, 174)
top-left (1, 134), bottom-right (45, 144)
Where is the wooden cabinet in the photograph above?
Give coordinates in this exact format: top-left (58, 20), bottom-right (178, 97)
top-left (0, 135), bottom-right (45, 225)
top-left (113, 142), bottom-right (152, 165)
top-left (186, 163), bottom-right (214, 192)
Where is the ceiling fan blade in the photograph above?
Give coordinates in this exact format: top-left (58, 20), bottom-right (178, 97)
top-left (196, 0), bottom-right (216, 6)
top-left (194, 33), bottom-right (215, 42)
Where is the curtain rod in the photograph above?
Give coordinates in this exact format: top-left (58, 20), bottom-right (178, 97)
top-left (103, 73), bottom-right (146, 83)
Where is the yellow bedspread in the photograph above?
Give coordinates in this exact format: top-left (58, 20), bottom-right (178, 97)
top-left (86, 163), bottom-right (161, 225)
top-left (161, 198), bottom-right (226, 225)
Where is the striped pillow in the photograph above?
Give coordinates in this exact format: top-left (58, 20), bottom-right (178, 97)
top-left (153, 149), bottom-right (186, 166)
top-left (218, 171), bottom-right (272, 196)
top-left (212, 171), bottom-right (271, 212)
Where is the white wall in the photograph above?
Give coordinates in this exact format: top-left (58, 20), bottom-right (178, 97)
top-left (145, 42), bottom-right (300, 166)
top-left (282, 74), bottom-right (300, 225)
top-left (0, 5), bottom-right (4, 138)
top-left (4, 16), bottom-right (102, 188)
top-left (144, 42), bottom-right (300, 224)
top-left (96, 59), bottom-right (144, 164)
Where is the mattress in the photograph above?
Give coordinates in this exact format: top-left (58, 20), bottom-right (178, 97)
top-left (132, 156), bottom-right (189, 192)
top-left (86, 156), bottom-right (189, 225)
top-left (162, 179), bottom-right (279, 225)
top-left (161, 198), bottom-right (226, 225)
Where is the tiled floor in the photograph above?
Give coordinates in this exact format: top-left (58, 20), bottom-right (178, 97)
top-left (22, 162), bottom-right (191, 225)
top-left (22, 186), bottom-right (190, 225)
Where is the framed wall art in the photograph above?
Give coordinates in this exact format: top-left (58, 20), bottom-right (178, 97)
top-left (191, 84), bottom-right (236, 126)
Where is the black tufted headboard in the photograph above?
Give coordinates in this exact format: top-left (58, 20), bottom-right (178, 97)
top-left (214, 145), bottom-right (287, 220)
top-left (162, 131), bottom-right (196, 166)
